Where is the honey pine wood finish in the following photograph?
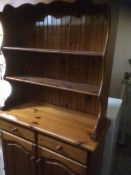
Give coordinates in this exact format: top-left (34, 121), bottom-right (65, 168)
top-left (1, 131), bottom-right (36, 175)
top-left (0, 1), bottom-right (111, 175)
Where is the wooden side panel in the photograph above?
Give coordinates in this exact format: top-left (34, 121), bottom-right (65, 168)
top-left (87, 141), bottom-right (104, 175)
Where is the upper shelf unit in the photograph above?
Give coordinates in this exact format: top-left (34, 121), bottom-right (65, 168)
top-left (0, 0), bottom-right (111, 140)
top-left (1, 1), bottom-right (109, 54)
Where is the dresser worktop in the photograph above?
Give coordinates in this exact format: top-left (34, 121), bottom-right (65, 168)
top-left (0, 102), bottom-right (106, 151)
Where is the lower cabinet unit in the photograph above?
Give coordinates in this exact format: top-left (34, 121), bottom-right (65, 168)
top-left (1, 131), bottom-right (36, 175)
top-left (1, 130), bottom-right (87, 175)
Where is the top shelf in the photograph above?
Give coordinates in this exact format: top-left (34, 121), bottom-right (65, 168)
top-left (2, 47), bottom-right (104, 57)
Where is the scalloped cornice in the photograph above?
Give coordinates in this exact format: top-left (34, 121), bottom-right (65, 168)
top-left (0, 0), bottom-right (75, 12)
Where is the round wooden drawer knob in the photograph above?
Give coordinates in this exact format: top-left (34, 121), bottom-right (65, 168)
top-left (11, 128), bottom-right (18, 133)
top-left (56, 145), bottom-right (63, 152)
top-left (30, 156), bottom-right (35, 161)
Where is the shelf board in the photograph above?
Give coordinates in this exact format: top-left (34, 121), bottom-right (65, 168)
top-left (6, 76), bottom-right (100, 96)
top-left (2, 47), bottom-right (104, 57)
top-left (0, 102), bottom-right (98, 151)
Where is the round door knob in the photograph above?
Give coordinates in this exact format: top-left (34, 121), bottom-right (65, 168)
top-left (36, 158), bottom-right (42, 164)
top-left (30, 156), bottom-right (35, 161)
top-left (56, 145), bottom-right (63, 152)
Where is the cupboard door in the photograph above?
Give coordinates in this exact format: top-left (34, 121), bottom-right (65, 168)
top-left (1, 131), bottom-right (36, 175)
top-left (37, 146), bottom-right (87, 175)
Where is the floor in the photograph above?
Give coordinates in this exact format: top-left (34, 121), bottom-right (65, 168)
top-left (112, 135), bottom-right (131, 175)
top-left (0, 138), bottom-right (130, 175)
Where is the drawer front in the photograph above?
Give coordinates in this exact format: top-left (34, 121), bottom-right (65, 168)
top-left (38, 146), bottom-right (87, 175)
top-left (0, 119), bottom-right (35, 142)
top-left (38, 133), bottom-right (87, 164)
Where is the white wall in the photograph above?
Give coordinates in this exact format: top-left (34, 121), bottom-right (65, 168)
top-left (110, 2), bottom-right (131, 98)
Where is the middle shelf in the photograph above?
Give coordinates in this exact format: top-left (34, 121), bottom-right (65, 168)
top-left (2, 47), bottom-right (104, 57)
top-left (6, 76), bottom-right (100, 96)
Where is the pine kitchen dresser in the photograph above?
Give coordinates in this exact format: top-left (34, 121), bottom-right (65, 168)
top-left (0, 0), bottom-right (112, 175)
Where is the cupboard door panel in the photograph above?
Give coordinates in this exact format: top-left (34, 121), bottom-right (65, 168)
top-left (1, 131), bottom-right (36, 175)
top-left (37, 146), bottom-right (87, 175)
top-left (39, 160), bottom-right (76, 175)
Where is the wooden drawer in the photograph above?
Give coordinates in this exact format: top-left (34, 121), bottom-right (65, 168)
top-left (38, 133), bottom-right (87, 164)
top-left (0, 119), bottom-right (35, 142)
top-left (38, 146), bottom-right (87, 175)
